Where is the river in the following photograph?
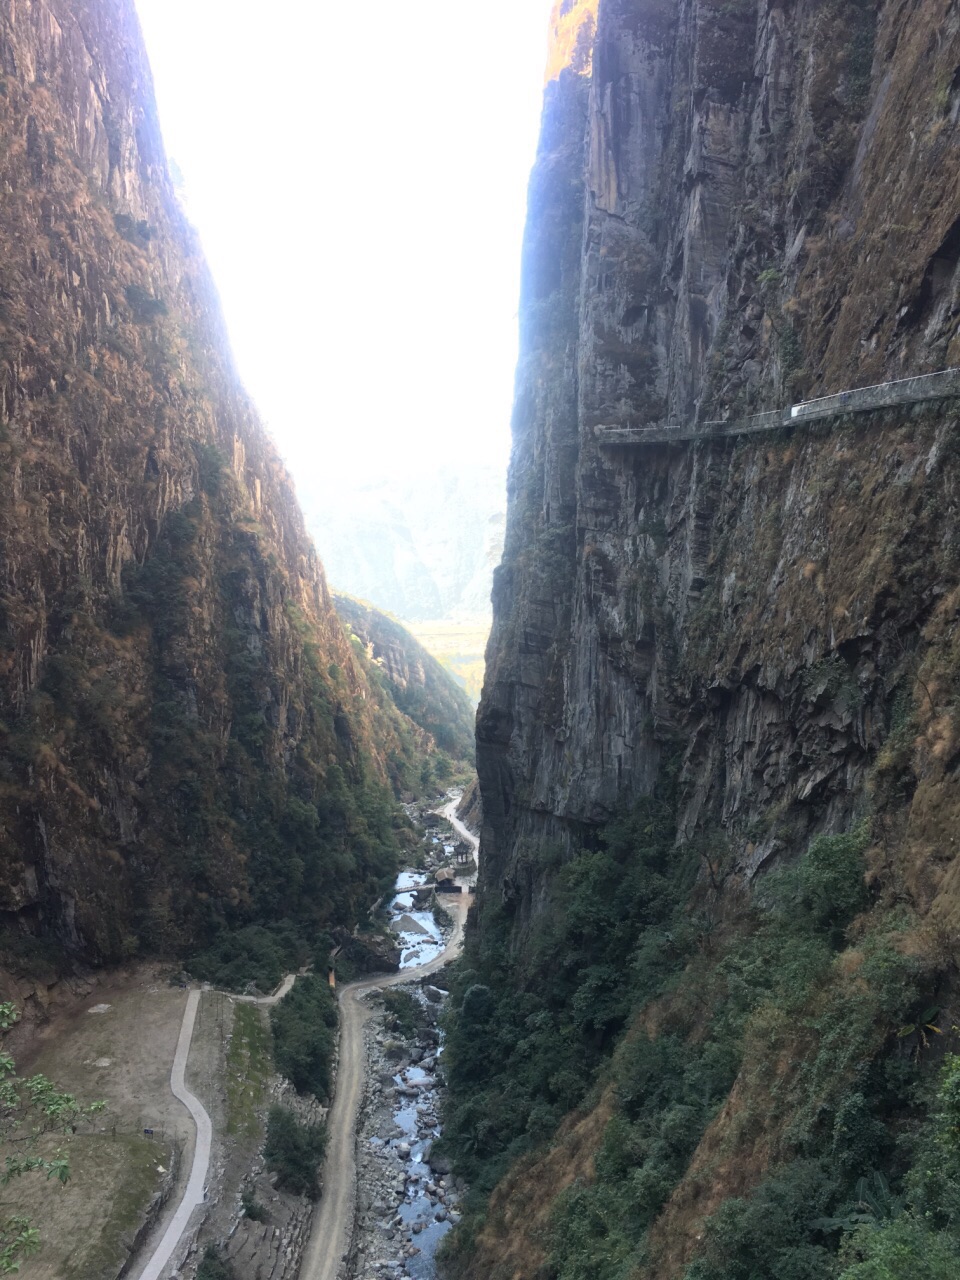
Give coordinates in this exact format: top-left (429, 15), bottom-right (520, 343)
top-left (299, 790), bottom-right (478, 1280)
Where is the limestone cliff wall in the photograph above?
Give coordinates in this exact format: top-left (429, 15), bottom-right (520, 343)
top-left (0, 0), bottom-right (424, 962)
top-left (465, 4), bottom-right (960, 1270)
top-left (478, 0), bottom-right (960, 941)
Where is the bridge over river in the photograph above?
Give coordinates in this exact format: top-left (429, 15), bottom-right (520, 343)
top-left (596, 367), bottom-right (960, 447)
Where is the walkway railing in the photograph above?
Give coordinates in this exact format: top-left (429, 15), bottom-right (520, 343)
top-left (595, 367), bottom-right (960, 447)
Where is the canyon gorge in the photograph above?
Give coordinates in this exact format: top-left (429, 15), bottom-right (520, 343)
top-left (4, 1), bottom-right (960, 1279)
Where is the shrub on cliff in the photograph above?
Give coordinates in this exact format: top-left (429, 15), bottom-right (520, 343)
top-left (544, 823), bottom-right (936, 1280)
top-left (442, 785), bottom-right (687, 1196)
top-left (263, 1105), bottom-right (326, 1199)
top-left (837, 1216), bottom-right (960, 1280)
top-left (381, 988), bottom-right (427, 1038)
top-left (270, 975), bottom-right (338, 1100)
top-left (196, 1246), bottom-right (236, 1280)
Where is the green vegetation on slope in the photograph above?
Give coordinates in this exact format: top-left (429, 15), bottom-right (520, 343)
top-left (196, 1244), bottom-right (237, 1280)
top-left (335, 594), bottom-right (477, 763)
top-left (264, 1104), bottom-right (327, 1199)
top-left (441, 813), bottom-right (960, 1280)
top-left (1, 464), bottom-right (416, 973)
top-left (188, 925), bottom-right (310, 995)
top-left (441, 775), bottom-right (691, 1202)
top-left (270, 975), bottom-right (339, 1101)
top-left (226, 1003), bottom-right (271, 1138)
top-left (550, 825), bottom-right (927, 1280)
top-left (58, 446), bottom-right (429, 981)
top-left (689, 1049), bottom-right (960, 1280)
top-left (130, 493), bottom-right (398, 928)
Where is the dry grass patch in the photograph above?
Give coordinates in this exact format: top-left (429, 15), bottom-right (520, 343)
top-left (4, 1132), bottom-right (170, 1279)
top-left (456, 1091), bottom-right (615, 1280)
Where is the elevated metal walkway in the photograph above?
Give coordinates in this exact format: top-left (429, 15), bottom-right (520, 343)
top-left (595, 367), bottom-right (960, 447)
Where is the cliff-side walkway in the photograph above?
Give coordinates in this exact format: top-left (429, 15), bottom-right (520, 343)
top-left (596, 367), bottom-right (960, 447)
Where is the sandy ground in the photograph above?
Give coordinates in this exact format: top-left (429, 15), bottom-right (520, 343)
top-left (19, 971), bottom-right (189, 1137)
top-left (7, 971), bottom-right (191, 1279)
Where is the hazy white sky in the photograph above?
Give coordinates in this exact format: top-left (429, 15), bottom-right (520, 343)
top-left (133, 0), bottom-right (554, 492)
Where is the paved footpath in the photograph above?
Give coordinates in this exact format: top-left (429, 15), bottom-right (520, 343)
top-left (132, 971), bottom-right (303, 1279)
top-left (134, 990), bottom-right (212, 1280)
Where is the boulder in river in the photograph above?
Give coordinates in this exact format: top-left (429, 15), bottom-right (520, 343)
top-left (332, 926), bottom-right (401, 974)
top-left (397, 912), bottom-right (433, 936)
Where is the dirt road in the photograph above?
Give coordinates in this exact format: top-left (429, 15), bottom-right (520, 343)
top-left (298, 890), bottom-right (470, 1280)
top-left (440, 798), bottom-right (479, 855)
top-left (236, 971), bottom-right (299, 1006)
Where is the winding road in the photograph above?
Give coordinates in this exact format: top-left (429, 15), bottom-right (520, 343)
top-left (136, 990), bottom-right (211, 1280)
top-left (134, 799), bottom-right (477, 1280)
top-left (299, 799), bottom-right (477, 1280)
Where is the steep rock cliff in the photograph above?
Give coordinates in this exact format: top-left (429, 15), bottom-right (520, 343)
top-left (480, 0), bottom-right (960, 888)
top-left (448, 2), bottom-right (960, 1277)
top-left (0, 0), bottom-right (429, 968)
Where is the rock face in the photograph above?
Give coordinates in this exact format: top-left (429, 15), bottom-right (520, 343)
top-left (0, 0), bottom-right (432, 964)
top-left (334, 595), bottom-right (476, 765)
top-left (458, 1), bottom-right (960, 1276)
top-left (478, 0), bottom-right (960, 941)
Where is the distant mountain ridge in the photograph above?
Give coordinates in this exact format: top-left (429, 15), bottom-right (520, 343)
top-left (302, 464), bottom-right (505, 625)
top-left (334, 594), bottom-right (476, 768)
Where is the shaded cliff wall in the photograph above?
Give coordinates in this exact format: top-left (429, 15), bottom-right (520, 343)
top-left (457, 0), bottom-right (960, 1276)
top-left (478, 0), bottom-right (960, 947)
top-left (0, 0), bottom-right (427, 965)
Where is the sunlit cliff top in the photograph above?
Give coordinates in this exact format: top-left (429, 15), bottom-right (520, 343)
top-left (544, 0), bottom-right (599, 83)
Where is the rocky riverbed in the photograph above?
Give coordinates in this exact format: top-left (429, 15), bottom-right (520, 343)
top-left (347, 799), bottom-right (473, 1280)
top-left (349, 980), bottom-right (464, 1280)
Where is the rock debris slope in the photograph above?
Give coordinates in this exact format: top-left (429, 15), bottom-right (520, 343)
top-left (0, 0), bottom-right (435, 966)
top-left (447, 1), bottom-right (960, 1278)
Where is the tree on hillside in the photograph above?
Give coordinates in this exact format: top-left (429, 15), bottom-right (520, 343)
top-left (0, 1001), bottom-right (104, 1272)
